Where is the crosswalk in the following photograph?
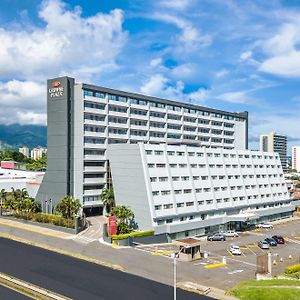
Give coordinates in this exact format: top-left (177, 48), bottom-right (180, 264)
top-left (72, 235), bottom-right (97, 244)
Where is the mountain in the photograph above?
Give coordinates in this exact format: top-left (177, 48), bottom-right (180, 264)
top-left (0, 124), bottom-right (47, 149)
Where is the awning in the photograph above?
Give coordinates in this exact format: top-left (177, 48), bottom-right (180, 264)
top-left (226, 212), bottom-right (259, 222)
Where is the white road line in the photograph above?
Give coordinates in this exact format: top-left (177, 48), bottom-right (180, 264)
top-left (228, 269), bottom-right (244, 275)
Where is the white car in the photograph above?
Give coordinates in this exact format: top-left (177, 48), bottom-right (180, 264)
top-left (256, 223), bottom-right (273, 229)
top-left (223, 230), bottom-right (239, 237)
top-left (229, 245), bottom-right (242, 255)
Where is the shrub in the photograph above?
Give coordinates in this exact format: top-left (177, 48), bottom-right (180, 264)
top-left (11, 212), bottom-right (75, 229)
top-left (112, 230), bottom-right (154, 240)
top-left (285, 264), bottom-right (300, 274)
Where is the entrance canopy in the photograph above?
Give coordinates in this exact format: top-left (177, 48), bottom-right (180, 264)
top-left (227, 212), bottom-right (259, 222)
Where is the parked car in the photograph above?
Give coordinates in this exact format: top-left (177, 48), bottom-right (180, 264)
top-left (222, 230), bottom-right (239, 237)
top-left (264, 237), bottom-right (277, 246)
top-left (207, 234), bottom-right (226, 241)
top-left (229, 245), bottom-right (242, 255)
top-left (258, 240), bottom-right (270, 249)
top-left (256, 223), bottom-right (274, 229)
top-left (272, 235), bottom-right (285, 244)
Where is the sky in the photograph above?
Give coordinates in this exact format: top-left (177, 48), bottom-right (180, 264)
top-left (0, 0), bottom-right (299, 152)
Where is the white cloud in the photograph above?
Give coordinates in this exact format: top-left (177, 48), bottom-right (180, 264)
top-left (215, 69), bottom-right (229, 78)
top-left (140, 74), bottom-right (208, 105)
top-left (0, 0), bottom-right (127, 125)
top-left (259, 19), bottom-right (300, 77)
top-left (216, 90), bottom-right (251, 104)
top-left (0, 80), bottom-right (46, 125)
top-left (159, 0), bottom-right (192, 10)
top-left (0, 0), bottom-right (127, 81)
top-left (151, 13), bottom-right (211, 51)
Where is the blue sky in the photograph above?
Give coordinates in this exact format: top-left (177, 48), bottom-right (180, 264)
top-left (0, 0), bottom-right (299, 152)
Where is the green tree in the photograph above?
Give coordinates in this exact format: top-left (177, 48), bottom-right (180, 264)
top-left (0, 189), bottom-right (6, 206)
top-left (55, 195), bottom-right (81, 219)
top-left (101, 188), bottom-right (115, 214)
top-left (111, 205), bottom-right (134, 234)
top-left (26, 154), bottom-right (47, 171)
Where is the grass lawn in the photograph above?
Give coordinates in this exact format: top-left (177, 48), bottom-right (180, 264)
top-left (230, 279), bottom-right (300, 300)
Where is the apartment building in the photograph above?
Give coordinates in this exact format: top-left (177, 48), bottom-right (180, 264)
top-left (31, 147), bottom-right (47, 160)
top-left (292, 146), bottom-right (300, 172)
top-left (108, 144), bottom-right (293, 238)
top-left (36, 76), bottom-right (248, 212)
top-left (260, 132), bottom-right (288, 172)
top-left (19, 146), bottom-right (29, 158)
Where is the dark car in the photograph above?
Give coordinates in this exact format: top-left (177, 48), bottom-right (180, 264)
top-left (264, 237), bottom-right (277, 246)
top-left (207, 234), bottom-right (226, 241)
top-left (272, 235), bottom-right (285, 244)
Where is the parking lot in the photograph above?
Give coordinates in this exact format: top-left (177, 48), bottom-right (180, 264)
top-left (135, 217), bottom-right (300, 290)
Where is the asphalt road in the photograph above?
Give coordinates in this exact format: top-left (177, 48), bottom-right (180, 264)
top-left (0, 238), bottom-right (211, 300)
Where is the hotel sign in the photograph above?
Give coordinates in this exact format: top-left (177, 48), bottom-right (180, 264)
top-left (48, 81), bottom-right (65, 98)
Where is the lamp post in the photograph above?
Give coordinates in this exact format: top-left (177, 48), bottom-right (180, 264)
top-left (171, 246), bottom-right (188, 300)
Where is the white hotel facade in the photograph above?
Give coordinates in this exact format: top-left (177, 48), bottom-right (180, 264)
top-left (108, 144), bottom-right (293, 239)
top-left (36, 76), bottom-right (248, 214)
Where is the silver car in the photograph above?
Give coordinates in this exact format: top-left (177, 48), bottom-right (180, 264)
top-left (258, 240), bottom-right (270, 249)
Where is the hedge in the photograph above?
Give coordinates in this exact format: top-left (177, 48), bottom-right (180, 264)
top-left (112, 230), bottom-right (154, 240)
top-left (285, 264), bottom-right (300, 274)
top-left (11, 212), bottom-right (75, 229)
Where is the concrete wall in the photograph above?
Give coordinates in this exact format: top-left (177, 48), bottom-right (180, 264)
top-left (36, 76), bottom-right (74, 208)
top-left (107, 144), bottom-right (154, 231)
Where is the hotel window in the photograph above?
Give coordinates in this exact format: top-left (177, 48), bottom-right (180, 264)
top-left (184, 189), bottom-right (192, 194)
top-left (204, 188), bottom-right (210, 192)
top-left (161, 190), bottom-right (171, 196)
top-left (174, 190), bottom-right (182, 194)
top-left (172, 176), bottom-right (180, 181)
top-left (188, 152), bottom-right (195, 156)
top-left (148, 163), bottom-right (154, 168)
top-left (177, 203), bottom-right (184, 208)
top-left (154, 150), bottom-right (163, 155)
top-left (195, 188), bottom-right (202, 193)
top-left (131, 108), bottom-right (147, 116)
top-left (167, 133), bottom-right (181, 139)
top-left (181, 176), bottom-right (189, 181)
top-left (170, 164), bottom-right (177, 168)
top-left (152, 191), bottom-right (159, 196)
top-left (159, 177), bottom-right (168, 182)
top-left (193, 176), bottom-right (200, 180)
top-left (166, 219), bottom-right (173, 223)
top-left (167, 151), bottom-right (175, 156)
top-left (154, 205), bottom-right (162, 210)
top-left (156, 164), bottom-right (166, 168)
top-left (150, 111), bottom-right (165, 118)
top-left (179, 164), bottom-right (187, 168)
top-left (198, 200), bottom-right (204, 205)
top-left (146, 150), bottom-right (152, 155)
top-left (216, 199), bottom-right (222, 203)
top-left (150, 177), bottom-right (157, 182)
top-left (94, 91), bottom-right (104, 98)
top-left (84, 90), bottom-right (93, 97)
top-left (186, 201), bottom-right (194, 206)
top-left (191, 164), bottom-right (197, 168)
top-left (201, 176), bottom-right (208, 180)
top-left (108, 94), bottom-right (117, 101)
top-left (206, 200), bottom-right (213, 204)
top-left (177, 151), bottom-right (185, 156)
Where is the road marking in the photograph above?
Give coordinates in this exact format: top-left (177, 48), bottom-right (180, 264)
top-left (226, 257), bottom-right (256, 267)
top-left (194, 262), bottom-right (207, 266)
top-left (226, 249), bottom-right (234, 257)
top-left (0, 271), bottom-right (71, 300)
top-left (228, 269), bottom-right (244, 275)
top-left (204, 262), bottom-right (226, 269)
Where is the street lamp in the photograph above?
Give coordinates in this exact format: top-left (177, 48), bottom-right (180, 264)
top-left (171, 246), bottom-right (188, 300)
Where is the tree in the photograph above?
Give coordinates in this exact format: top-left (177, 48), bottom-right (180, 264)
top-left (101, 188), bottom-right (115, 214)
top-left (111, 205), bottom-right (134, 234)
top-left (55, 195), bottom-right (81, 219)
top-left (0, 189), bottom-right (6, 206)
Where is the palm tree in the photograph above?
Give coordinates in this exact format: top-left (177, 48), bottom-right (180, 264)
top-left (101, 188), bottom-right (115, 214)
top-left (111, 205), bottom-right (134, 234)
top-left (0, 189), bottom-right (6, 215)
top-left (19, 188), bottom-right (29, 201)
top-left (55, 195), bottom-right (81, 219)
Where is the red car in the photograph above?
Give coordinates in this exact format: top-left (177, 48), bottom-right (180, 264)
top-left (272, 235), bottom-right (285, 244)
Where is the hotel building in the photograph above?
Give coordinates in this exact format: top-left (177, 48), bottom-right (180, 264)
top-left (108, 144), bottom-right (293, 238)
top-left (36, 76), bottom-right (248, 212)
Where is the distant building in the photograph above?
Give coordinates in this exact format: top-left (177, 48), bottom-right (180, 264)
top-left (31, 147), bottom-right (47, 160)
top-left (19, 146), bottom-right (29, 158)
top-left (292, 146), bottom-right (300, 172)
top-left (0, 167), bottom-right (44, 199)
top-left (260, 132), bottom-right (287, 172)
top-left (1, 161), bottom-right (25, 170)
